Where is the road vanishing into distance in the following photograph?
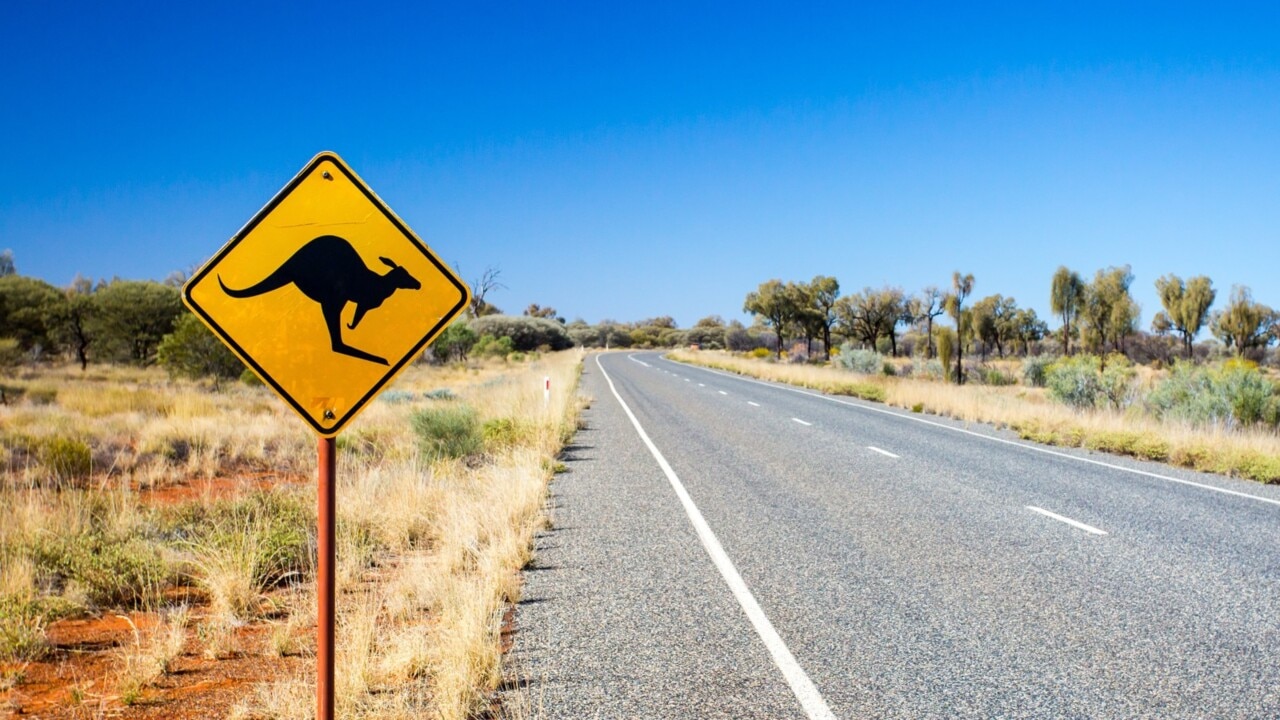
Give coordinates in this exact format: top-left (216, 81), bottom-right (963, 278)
top-left (507, 351), bottom-right (1280, 719)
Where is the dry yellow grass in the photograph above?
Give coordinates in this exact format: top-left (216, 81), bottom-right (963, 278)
top-left (670, 349), bottom-right (1280, 483)
top-left (2, 349), bottom-right (585, 718)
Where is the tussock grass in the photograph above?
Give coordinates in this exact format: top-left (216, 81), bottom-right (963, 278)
top-left (0, 350), bottom-right (583, 717)
top-left (115, 607), bottom-right (188, 703)
top-left (672, 350), bottom-right (1280, 484)
top-left (227, 350), bottom-right (583, 719)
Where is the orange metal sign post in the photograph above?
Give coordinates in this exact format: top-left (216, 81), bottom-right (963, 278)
top-left (182, 152), bottom-right (470, 720)
top-left (317, 437), bottom-right (336, 720)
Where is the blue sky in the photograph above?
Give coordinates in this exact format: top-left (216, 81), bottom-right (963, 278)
top-left (3, 2), bottom-right (1279, 328)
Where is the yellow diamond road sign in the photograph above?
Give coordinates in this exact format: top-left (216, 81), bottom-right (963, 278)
top-left (183, 151), bottom-right (471, 437)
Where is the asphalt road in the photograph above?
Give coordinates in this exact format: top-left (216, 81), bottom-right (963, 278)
top-left (507, 351), bottom-right (1280, 719)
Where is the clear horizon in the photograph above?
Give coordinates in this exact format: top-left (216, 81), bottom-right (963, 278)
top-left (3, 3), bottom-right (1278, 331)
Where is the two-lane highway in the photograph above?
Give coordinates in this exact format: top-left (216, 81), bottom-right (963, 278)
top-left (507, 352), bottom-right (1280, 718)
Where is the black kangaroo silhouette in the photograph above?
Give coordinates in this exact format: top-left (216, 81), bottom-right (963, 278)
top-left (218, 235), bottom-right (421, 365)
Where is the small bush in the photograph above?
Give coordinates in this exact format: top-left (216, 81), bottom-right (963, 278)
top-left (424, 388), bottom-right (456, 401)
top-left (170, 492), bottom-right (313, 620)
top-left (913, 358), bottom-right (945, 380)
top-left (32, 533), bottom-right (169, 608)
top-left (482, 417), bottom-right (533, 451)
top-left (882, 362), bottom-right (896, 376)
top-left (411, 404), bottom-right (483, 460)
top-left (1146, 361), bottom-right (1277, 429)
top-left (0, 596), bottom-right (52, 661)
top-left (38, 436), bottom-right (92, 483)
top-left (468, 315), bottom-right (573, 352)
top-left (748, 347), bottom-right (771, 359)
top-left (1022, 356), bottom-right (1052, 387)
top-left (1098, 355), bottom-right (1137, 410)
top-left (835, 346), bottom-right (882, 374)
top-left (240, 368), bottom-right (263, 386)
top-left (379, 390), bottom-right (416, 404)
top-left (472, 335), bottom-right (514, 359)
top-left (829, 382), bottom-right (886, 402)
top-left (432, 321), bottom-right (478, 362)
top-left (157, 313), bottom-right (244, 382)
top-left (1045, 355), bottom-right (1102, 409)
top-left (977, 367), bottom-right (1016, 386)
top-left (1263, 396), bottom-right (1280, 429)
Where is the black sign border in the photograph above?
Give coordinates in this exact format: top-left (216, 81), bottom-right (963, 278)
top-left (183, 151), bottom-right (471, 437)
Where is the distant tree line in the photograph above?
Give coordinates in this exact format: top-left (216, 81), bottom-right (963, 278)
top-left (739, 266), bottom-right (1277, 384)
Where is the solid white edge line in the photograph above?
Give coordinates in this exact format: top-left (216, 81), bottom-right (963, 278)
top-left (1026, 506), bottom-right (1108, 535)
top-left (596, 354), bottom-right (837, 720)
top-left (626, 354), bottom-right (651, 368)
top-left (660, 356), bottom-right (1280, 509)
top-left (792, 418), bottom-right (813, 426)
top-left (867, 446), bottom-right (899, 459)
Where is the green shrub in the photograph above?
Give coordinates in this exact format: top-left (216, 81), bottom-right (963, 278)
top-left (240, 368), bottom-right (264, 386)
top-left (468, 315), bottom-right (573, 352)
top-left (1223, 366), bottom-right (1271, 426)
top-left (882, 361), bottom-right (896, 376)
top-left (482, 417), bottom-right (533, 450)
top-left (424, 388), bottom-right (456, 401)
top-left (157, 313), bottom-right (244, 382)
top-left (835, 346), bottom-right (882, 374)
top-left (913, 358), bottom-right (945, 380)
top-left (164, 490), bottom-right (313, 592)
top-left (432, 321), bottom-right (477, 362)
top-left (38, 436), bottom-right (92, 483)
top-left (0, 596), bottom-right (54, 661)
top-left (1263, 395), bottom-right (1280, 429)
top-left (379, 390), bottom-right (416, 404)
top-left (1098, 355), bottom-right (1137, 410)
top-left (31, 532), bottom-right (168, 608)
top-left (1021, 356), bottom-right (1052, 387)
top-left (1045, 355), bottom-right (1102, 409)
top-left (748, 347), bottom-right (771, 359)
top-left (829, 382), bottom-right (886, 402)
top-left (472, 335), bottom-right (514, 359)
top-left (978, 367), bottom-right (1016, 386)
top-left (1146, 361), bottom-right (1277, 429)
top-left (411, 404), bottom-right (483, 460)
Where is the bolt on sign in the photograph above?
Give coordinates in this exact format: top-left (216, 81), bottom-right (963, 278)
top-left (183, 151), bottom-right (471, 436)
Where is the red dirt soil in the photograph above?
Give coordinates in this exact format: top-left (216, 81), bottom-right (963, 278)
top-left (2, 610), bottom-right (311, 719)
top-left (2, 474), bottom-right (311, 720)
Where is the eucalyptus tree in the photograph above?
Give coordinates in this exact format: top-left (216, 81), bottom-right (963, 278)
top-left (744, 279), bottom-right (796, 358)
top-left (1079, 265), bottom-right (1138, 356)
top-left (909, 286), bottom-right (946, 359)
top-left (1050, 266), bottom-right (1085, 356)
top-left (1154, 274), bottom-right (1216, 358)
top-left (808, 275), bottom-right (840, 360)
top-left (944, 272), bottom-right (974, 383)
top-left (1211, 285), bottom-right (1277, 357)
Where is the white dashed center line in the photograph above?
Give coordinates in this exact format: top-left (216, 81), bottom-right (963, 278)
top-left (747, 401), bottom-right (761, 407)
top-left (867, 446), bottom-right (899, 458)
top-left (719, 390), bottom-right (728, 396)
top-left (1026, 506), bottom-right (1108, 535)
top-left (792, 418), bottom-right (812, 426)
